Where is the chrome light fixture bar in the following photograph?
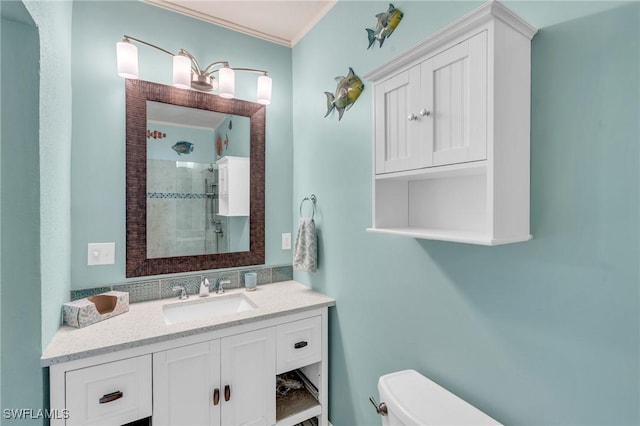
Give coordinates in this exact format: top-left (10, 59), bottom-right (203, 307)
top-left (116, 35), bottom-right (272, 105)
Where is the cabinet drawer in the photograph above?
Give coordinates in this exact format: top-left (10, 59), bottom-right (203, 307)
top-left (65, 355), bottom-right (152, 426)
top-left (277, 316), bottom-right (322, 374)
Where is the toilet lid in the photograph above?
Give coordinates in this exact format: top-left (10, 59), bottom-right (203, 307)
top-left (378, 370), bottom-right (502, 425)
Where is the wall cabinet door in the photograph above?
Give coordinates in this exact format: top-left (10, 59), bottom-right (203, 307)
top-left (426, 30), bottom-right (487, 166)
top-left (374, 66), bottom-right (426, 174)
top-left (153, 328), bottom-right (275, 426)
top-left (374, 31), bottom-right (487, 174)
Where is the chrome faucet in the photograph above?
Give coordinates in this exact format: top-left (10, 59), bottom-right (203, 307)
top-left (214, 278), bottom-right (230, 294)
top-left (172, 285), bottom-right (188, 300)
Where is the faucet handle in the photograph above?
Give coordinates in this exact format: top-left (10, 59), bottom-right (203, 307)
top-left (215, 278), bottom-right (230, 294)
top-left (172, 286), bottom-right (188, 300)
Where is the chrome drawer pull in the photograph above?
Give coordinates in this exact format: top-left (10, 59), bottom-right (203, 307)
top-left (99, 391), bottom-right (123, 404)
top-left (294, 341), bottom-right (308, 349)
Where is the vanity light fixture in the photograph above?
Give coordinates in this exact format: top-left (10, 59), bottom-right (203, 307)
top-left (116, 35), bottom-right (272, 105)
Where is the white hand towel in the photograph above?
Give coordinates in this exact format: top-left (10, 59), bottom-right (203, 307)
top-left (293, 218), bottom-right (317, 272)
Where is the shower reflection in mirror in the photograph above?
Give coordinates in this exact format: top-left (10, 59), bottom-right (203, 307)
top-left (146, 101), bottom-right (250, 259)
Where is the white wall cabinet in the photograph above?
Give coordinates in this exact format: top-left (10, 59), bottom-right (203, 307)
top-left (365, 1), bottom-right (537, 245)
top-left (153, 328), bottom-right (275, 426)
top-left (217, 156), bottom-right (249, 216)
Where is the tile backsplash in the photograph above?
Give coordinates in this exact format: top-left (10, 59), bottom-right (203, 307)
top-left (71, 264), bottom-right (293, 303)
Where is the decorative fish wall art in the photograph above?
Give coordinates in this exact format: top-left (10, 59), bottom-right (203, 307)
top-left (172, 141), bottom-right (194, 155)
top-left (216, 136), bottom-right (223, 156)
top-left (366, 3), bottom-right (403, 49)
top-left (324, 67), bottom-right (365, 121)
top-left (147, 130), bottom-right (167, 139)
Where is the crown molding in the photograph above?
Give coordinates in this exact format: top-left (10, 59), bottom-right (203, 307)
top-left (144, 0), bottom-right (336, 48)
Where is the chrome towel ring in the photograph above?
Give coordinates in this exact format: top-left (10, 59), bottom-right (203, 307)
top-left (299, 194), bottom-right (317, 219)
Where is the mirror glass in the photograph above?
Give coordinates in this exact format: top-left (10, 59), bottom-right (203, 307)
top-left (146, 101), bottom-right (250, 258)
top-left (126, 79), bottom-right (265, 278)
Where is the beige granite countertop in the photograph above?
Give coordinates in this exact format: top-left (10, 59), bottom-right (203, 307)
top-left (41, 281), bottom-right (335, 366)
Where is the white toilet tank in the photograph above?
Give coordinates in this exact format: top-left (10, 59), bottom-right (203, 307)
top-left (375, 370), bottom-right (502, 426)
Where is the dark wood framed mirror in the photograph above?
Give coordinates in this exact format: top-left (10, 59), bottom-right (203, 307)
top-left (125, 79), bottom-right (265, 277)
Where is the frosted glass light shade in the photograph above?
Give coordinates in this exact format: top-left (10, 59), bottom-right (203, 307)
top-left (218, 67), bottom-right (235, 99)
top-left (256, 75), bottom-right (272, 105)
top-left (116, 41), bottom-right (138, 79)
top-left (173, 55), bottom-right (192, 89)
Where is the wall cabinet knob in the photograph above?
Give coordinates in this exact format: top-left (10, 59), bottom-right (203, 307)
top-left (419, 109), bottom-right (431, 117)
top-left (407, 113), bottom-right (417, 121)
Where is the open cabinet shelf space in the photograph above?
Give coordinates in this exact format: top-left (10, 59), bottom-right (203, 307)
top-left (275, 369), bottom-right (321, 426)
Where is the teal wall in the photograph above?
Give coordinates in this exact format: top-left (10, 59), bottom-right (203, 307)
top-left (0, 0), bottom-right (73, 419)
top-left (22, 0), bottom-right (74, 351)
top-left (218, 115), bottom-right (251, 158)
top-left (292, 1), bottom-right (639, 425)
top-left (70, 1), bottom-right (293, 289)
top-left (1, 3), bottom-right (42, 422)
top-left (0, 8), bottom-right (3, 410)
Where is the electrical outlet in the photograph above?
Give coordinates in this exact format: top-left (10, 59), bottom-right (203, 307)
top-left (87, 242), bottom-right (115, 265)
top-left (282, 233), bottom-right (292, 250)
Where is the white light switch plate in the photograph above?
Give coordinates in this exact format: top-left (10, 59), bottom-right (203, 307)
top-left (87, 242), bottom-right (115, 265)
top-left (282, 233), bottom-right (292, 250)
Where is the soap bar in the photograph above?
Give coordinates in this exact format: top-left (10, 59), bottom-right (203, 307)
top-left (62, 291), bottom-right (129, 328)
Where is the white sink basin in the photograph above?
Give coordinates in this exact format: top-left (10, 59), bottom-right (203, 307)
top-left (163, 294), bottom-right (257, 325)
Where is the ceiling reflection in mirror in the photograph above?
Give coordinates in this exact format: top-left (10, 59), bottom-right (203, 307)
top-left (146, 101), bottom-right (250, 259)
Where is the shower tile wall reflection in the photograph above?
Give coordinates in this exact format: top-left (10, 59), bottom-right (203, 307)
top-left (147, 160), bottom-right (229, 258)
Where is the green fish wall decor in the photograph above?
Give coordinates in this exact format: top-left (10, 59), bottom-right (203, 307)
top-left (324, 67), bottom-right (365, 121)
top-left (366, 3), bottom-right (403, 49)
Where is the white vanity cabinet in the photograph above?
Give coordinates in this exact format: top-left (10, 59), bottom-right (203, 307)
top-left (216, 156), bottom-right (249, 216)
top-left (47, 304), bottom-right (330, 426)
top-left (365, 1), bottom-right (537, 245)
top-left (153, 328), bottom-right (276, 426)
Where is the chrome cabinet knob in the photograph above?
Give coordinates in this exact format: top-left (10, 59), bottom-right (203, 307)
top-left (407, 113), bottom-right (417, 121)
top-left (419, 108), bottom-right (431, 117)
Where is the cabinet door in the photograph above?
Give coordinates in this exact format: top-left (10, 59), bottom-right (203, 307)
top-left (219, 164), bottom-right (229, 196)
top-left (153, 340), bottom-right (221, 426)
top-left (375, 66), bottom-right (426, 174)
top-left (425, 31), bottom-right (487, 166)
top-left (220, 328), bottom-right (276, 426)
